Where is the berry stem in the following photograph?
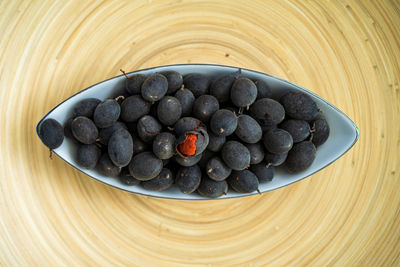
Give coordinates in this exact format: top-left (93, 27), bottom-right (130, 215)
top-left (115, 95), bottom-right (125, 102)
top-left (256, 188), bottom-right (261, 195)
top-left (235, 68), bottom-right (242, 79)
top-left (266, 163), bottom-right (272, 168)
top-left (120, 69), bottom-right (130, 79)
top-left (49, 149), bottom-right (53, 160)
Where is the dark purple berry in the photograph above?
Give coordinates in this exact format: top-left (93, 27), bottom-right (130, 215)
top-left (120, 95), bottom-right (151, 122)
top-left (153, 132), bottom-right (176, 160)
top-left (76, 144), bottom-right (101, 169)
top-left (210, 109), bottom-right (238, 136)
top-left (198, 149), bottom-right (216, 169)
top-left (264, 150), bottom-right (288, 166)
top-left (174, 117), bottom-right (204, 136)
top-left (63, 117), bottom-right (74, 139)
top-left (250, 98), bottom-right (285, 128)
top-left (157, 96), bottom-right (182, 126)
top-left (280, 119), bottom-right (310, 143)
top-left (39, 118), bottom-right (64, 149)
top-left (235, 115), bottom-right (262, 143)
top-left (125, 74), bottom-right (147, 95)
top-left (210, 74), bottom-right (236, 103)
top-left (97, 153), bottom-right (121, 177)
top-left (162, 71), bottom-right (183, 94)
top-left (108, 129), bottom-right (133, 167)
top-left (71, 116), bottom-right (98, 144)
top-left (93, 99), bottom-right (121, 128)
top-left (141, 168), bottom-right (174, 191)
top-left (230, 78), bottom-right (257, 108)
top-left (174, 153), bottom-right (202, 167)
top-left (228, 170), bottom-right (259, 193)
top-left (254, 80), bottom-right (272, 99)
top-left (311, 118), bottom-right (330, 146)
top-left (207, 132), bottom-right (226, 152)
top-left (285, 141), bottom-right (316, 173)
top-left (221, 141), bottom-right (251, 171)
top-left (197, 177), bottom-right (228, 198)
top-left (262, 128), bottom-right (293, 154)
top-left (176, 165), bottom-right (202, 194)
top-left (131, 132), bottom-right (148, 155)
top-left (206, 157), bottom-right (232, 181)
top-left (192, 95), bottom-right (219, 123)
top-left (119, 167), bottom-right (141, 185)
top-left (250, 163), bottom-right (274, 183)
top-left (137, 115), bottom-right (162, 143)
top-left (141, 73), bottom-right (168, 102)
top-left (129, 152), bottom-right (163, 181)
top-left (72, 98), bottom-right (101, 118)
top-left (98, 121), bottom-right (127, 145)
top-left (245, 143), bottom-right (264, 164)
top-left (174, 88), bottom-right (195, 117)
top-left (280, 91), bottom-right (318, 121)
top-left (183, 73), bottom-right (210, 97)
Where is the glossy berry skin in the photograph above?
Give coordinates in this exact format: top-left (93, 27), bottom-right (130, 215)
top-left (162, 71), bottom-right (183, 94)
top-left (285, 141), bottom-right (316, 173)
top-left (245, 143), bottom-right (264, 164)
top-left (137, 115), bottom-right (162, 143)
top-left (129, 152), bottom-right (163, 181)
top-left (210, 109), bottom-right (238, 137)
top-left (72, 98), bottom-right (101, 118)
top-left (93, 99), bottom-right (121, 128)
top-left (157, 96), bottom-right (182, 126)
top-left (39, 119), bottom-right (64, 149)
top-left (176, 165), bottom-right (202, 194)
top-left (141, 73), bottom-right (168, 102)
top-left (125, 74), bottom-right (147, 95)
top-left (250, 163), bottom-right (274, 183)
top-left (192, 95), bottom-right (219, 123)
top-left (183, 73), bottom-right (210, 97)
top-left (197, 177), bottom-right (228, 198)
top-left (280, 119), bottom-right (310, 143)
top-left (264, 150), bottom-right (288, 166)
top-left (153, 132), bottom-right (176, 160)
top-left (228, 170), bottom-right (259, 193)
top-left (230, 78), bottom-right (257, 108)
top-left (262, 128), bottom-right (293, 154)
top-left (71, 116), bottom-right (98, 144)
top-left (119, 167), bottom-right (141, 186)
top-left (250, 98), bottom-right (285, 128)
top-left (76, 144), bottom-right (101, 169)
top-left (120, 95), bottom-right (151, 122)
top-left (206, 157), bottom-right (232, 181)
top-left (311, 118), bottom-right (330, 146)
top-left (221, 141), bottom-right (251, 171)
top-left (141, 168), bottom-right (174, 191)
top-left (235, 115), bottom-right (262, 143)
top-left (254, 80), bottom-right (272, 99)
top-left (174, 153), bottom-right (202, 167)
top-left (174, 88), bottom-right (195, 117)
top-left (97, 153), bottom-right (121, 177)
top-left (174, 117), bottom-right (204, 136)
top-left (207, 132), bottom-right (226, 152)
top-left (98, 121), bottom-right (127, 145)
top-left (108, 129), bottom-right (133, 167)
top-left (209, 74), bottom-right (236, 103)
top-left (280, 92), bottom-right (318, 121)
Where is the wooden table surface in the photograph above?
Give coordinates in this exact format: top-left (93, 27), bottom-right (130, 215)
top-left (1, 1), bottom-right (399, 266)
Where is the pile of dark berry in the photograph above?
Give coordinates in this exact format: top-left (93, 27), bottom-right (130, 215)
top-left (38, 69), bottom-right (329, 198)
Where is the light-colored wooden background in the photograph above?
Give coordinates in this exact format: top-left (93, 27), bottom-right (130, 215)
top-left (1, 0), bottom-right (399, 266)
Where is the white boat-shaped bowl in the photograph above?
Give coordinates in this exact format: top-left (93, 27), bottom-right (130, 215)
top-left (36, 64), bottom-right (359, 200)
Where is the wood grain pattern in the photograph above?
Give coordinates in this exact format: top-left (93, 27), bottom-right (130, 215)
top-left (0, 0), bottom-right (399, 265)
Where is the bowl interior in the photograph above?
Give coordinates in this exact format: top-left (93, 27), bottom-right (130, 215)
top-left (36, 64), bottom-right (359, 200)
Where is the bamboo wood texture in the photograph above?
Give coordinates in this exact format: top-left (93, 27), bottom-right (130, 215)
top-left (1, 0), bottom-right (399, 266)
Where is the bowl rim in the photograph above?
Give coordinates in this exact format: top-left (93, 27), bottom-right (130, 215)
top-left (36, 63), bottom-right (359, 200)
